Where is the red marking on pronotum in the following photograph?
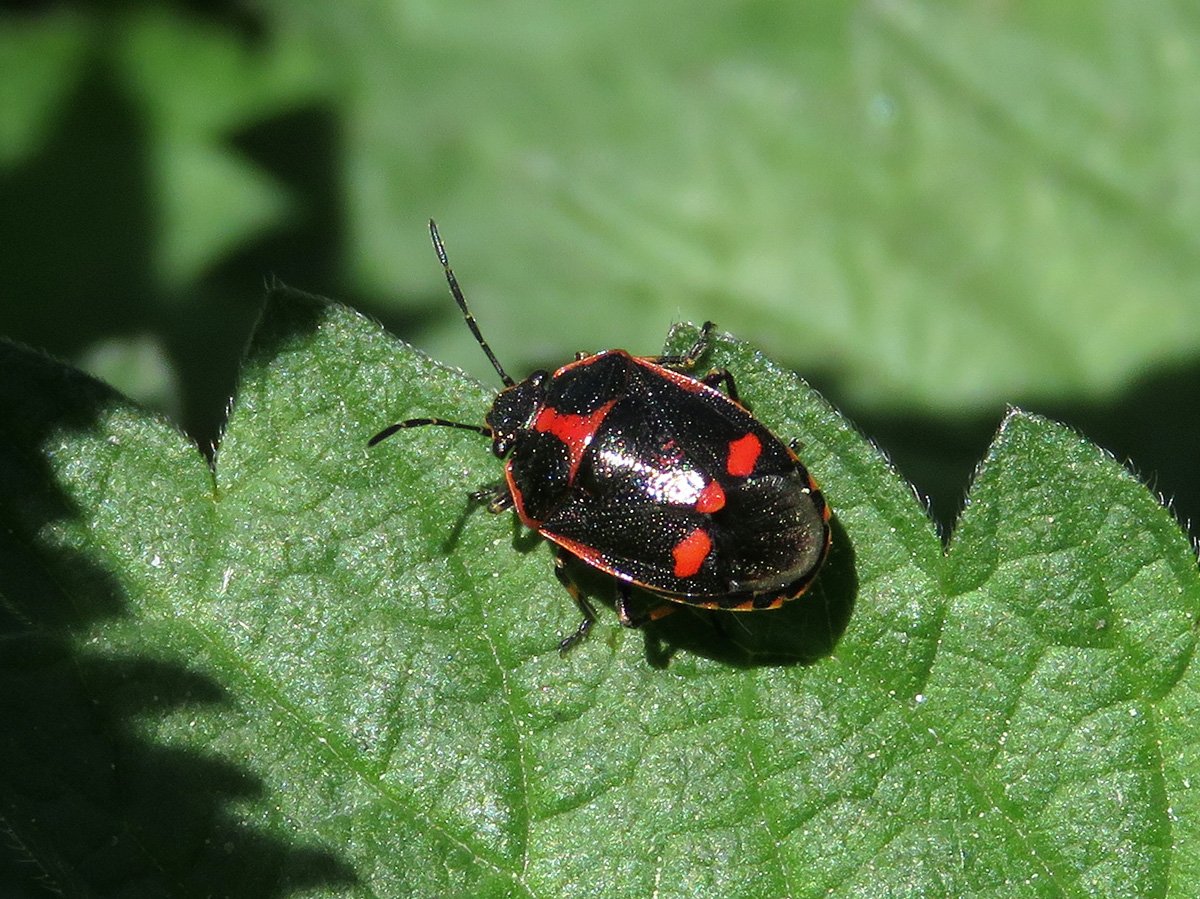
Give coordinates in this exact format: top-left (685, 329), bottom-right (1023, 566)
top-left (725, 433), bottom-right (762, 478)
top-left (695, 480), bottom-right (726, 514)
top-left (672, 528), bottom-right (712, 578)
top-left (534, 400), bottom-right (617, 479)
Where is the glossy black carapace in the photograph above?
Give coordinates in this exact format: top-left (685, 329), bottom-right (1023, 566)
top-left (370, 221), bottom-right (831, 653)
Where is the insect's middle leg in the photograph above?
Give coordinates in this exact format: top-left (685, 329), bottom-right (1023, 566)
top-left (553, 546), bottom-right (597, 654)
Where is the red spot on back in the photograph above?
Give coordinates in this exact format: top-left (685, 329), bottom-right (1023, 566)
top-left (672, 528), bottom-right (712, 578)
top-left (726, 433), bottom-right (761, 477)
top-left (533, 401), bottom-right (617, 479)
top-left (695, 480), bottom-right (726, 513)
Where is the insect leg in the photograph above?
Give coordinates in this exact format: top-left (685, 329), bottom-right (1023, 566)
top-left (470, 484), bottom-right (513, 513)
top-left (554, 546), bottom-right (597, 654)
top-left (653, 320), bottom-right (716, 370)
top-left (615, 583), bottom-right (678, 628)
top-left (655, 323), bottom-right (745, 404)
top-left (699, 369), bottom-right (741, 404)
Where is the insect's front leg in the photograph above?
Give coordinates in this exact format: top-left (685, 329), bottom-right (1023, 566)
top-left (653, 320), bottom-right (716, 370)
top-left (699, 369), bottom-right (741, 404)
top-left (470, 484), bottom-right (513, 513)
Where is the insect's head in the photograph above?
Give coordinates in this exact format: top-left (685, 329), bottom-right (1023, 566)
top-left (486, 370), bottom-right (549, 457)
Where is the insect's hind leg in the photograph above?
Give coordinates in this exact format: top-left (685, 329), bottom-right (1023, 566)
top-left (615, 582), bottom-right (678, 629)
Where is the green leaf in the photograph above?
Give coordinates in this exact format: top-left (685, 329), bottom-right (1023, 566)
top-left (2, 290), bottom-right (1197, 897)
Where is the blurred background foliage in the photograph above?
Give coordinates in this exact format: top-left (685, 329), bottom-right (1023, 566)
top-left (2, 0), bottom-right (1198, 537)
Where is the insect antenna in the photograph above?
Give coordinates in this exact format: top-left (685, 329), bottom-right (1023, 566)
top-left (368, 418), bottom-right (492, 447)
top-left (429, 219), bottom-right (515, 387)
top-left (369, 221), bottom-right (511, 448)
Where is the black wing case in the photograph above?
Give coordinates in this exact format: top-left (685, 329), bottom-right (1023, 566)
top-left (539, 362), bottom-right (828, 603)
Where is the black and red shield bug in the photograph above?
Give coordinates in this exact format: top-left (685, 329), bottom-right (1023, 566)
top-left (370, 221), bottom-right (831, 653)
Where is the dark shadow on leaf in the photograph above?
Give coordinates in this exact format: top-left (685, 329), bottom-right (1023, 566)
top-left (439, 493), bottom-right (490, 555)
top-left (0, 19), bottom-right (352, 457)
top-left (510, 518), bottom-right (543, 554)
top-left (435, 486), bottom-right (535, 556)
top-left (3, 1), bottom-right (270, 39)
top-left (0, 342), bottom-right (357, 895)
